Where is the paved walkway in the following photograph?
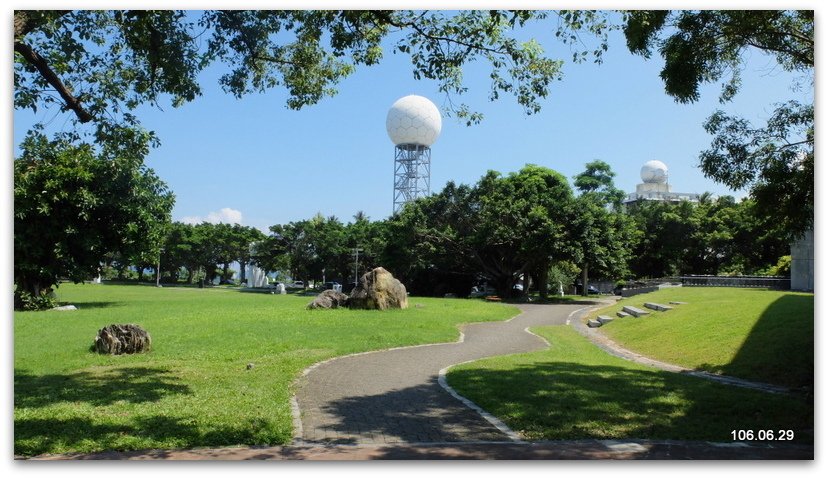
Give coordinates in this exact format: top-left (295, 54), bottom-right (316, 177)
top-left (293, 302), bottom-right (590, 444)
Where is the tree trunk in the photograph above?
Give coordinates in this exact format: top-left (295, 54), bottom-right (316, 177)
top-left (537, 266), bottom-right (549, 300)
top-left (493, 274), bottom-right (512, 299)
top-left (581, 262), bottom-right (589, 297)
top-left (239, 260), bottom-right (247, 283)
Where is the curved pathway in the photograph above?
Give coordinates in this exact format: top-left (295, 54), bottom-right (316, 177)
top-left (293, 302), bottom-right (591, 445)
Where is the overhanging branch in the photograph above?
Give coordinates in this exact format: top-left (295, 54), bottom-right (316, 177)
top-left (14, 40), bottom-right (93, 123)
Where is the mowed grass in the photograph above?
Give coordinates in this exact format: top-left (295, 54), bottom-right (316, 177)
top-left (14, 283), bottom-right (518, 456)
top-left (448, 326), bottom-right (813, 443)
top-left (588, 287), bottom-right (813, 389)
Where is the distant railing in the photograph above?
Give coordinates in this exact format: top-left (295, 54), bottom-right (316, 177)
top-left (679, 275), bottom-right (791, 290)
top-left (619, 286), bottom-right (659, 298)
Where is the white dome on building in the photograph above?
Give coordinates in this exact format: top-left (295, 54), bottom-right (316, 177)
top-left (640, 160), bottom-right (669, 184)
top-left (386, 95), bottom-right (442, 147)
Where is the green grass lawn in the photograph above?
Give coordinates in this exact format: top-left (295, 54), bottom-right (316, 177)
top-left (14, 283), bottom-right (518, 456)
top-left (448, 326), bottom-right (813, 443)
top-left (586, 288), bottom-right (813, 389)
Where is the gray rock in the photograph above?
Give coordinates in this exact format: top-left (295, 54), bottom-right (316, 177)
top-left (616, 311), bottom-right (631, 318)
top-left (597, 315), bottom-right (614, 325)
top-left (51, 305), bottom-right (77, 311)
top-left (669, 301), bottom-right (687, 305)
top-left (587, 319), bottom-right (602, 328)
top-left (307, 289), bottom-right (349, 309)
top-left (93, 324), bottom-right (151, 355)
top-left (644, 302), bottom-right (674, 312)
top-left (622, 306), bottom-right (650, 317)
top-left (348, 267), bottom-right (408, 310)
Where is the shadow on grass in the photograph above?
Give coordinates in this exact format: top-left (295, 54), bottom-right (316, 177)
top-left (14, 366), bottom-right (191, 408)
top-left (704, 293), bottom-right (813, 390)
top-left (14, 365), bottom-right (290, 456)
top-left (67, 301), bottom-right (125, 310)
top-left (449, 361), bottom-right (813, 444)
top-left (14, 413), bottom-right (287, 457)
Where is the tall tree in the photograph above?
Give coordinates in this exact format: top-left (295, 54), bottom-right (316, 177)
top-left (232, 224), bottom-right (266, 284)
top-left (389, 165), bottom-right (575, 298)
top-left (572, 159), bottom-right (625, 207)
top-left (626, 200), bottom-right (696, 278)
top-left (14, 133), bottom-right (173, 308)
top-left (572, 162), bottom-right (634, 295)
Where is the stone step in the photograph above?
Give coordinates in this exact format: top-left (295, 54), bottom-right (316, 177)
top-left (622, 305), bottom-right (650, 317)
top-left (616, 311), bottom-right (631, 318)
top-left (587, 319), bottom-right (602, 328)
top-left (597, 315), bottom-right (614, 325)
top-left (669, 301), bottom-right (687, 305)
top-left (644, 302), bottom-right (674, 312)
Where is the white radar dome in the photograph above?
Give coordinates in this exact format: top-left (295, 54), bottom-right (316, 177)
top-left (641, 160), bottom-right (669, 184)
top-left (386, 95), bottom-right (442, 147)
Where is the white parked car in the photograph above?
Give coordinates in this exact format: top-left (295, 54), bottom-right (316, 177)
top-left (291, 280), bottom-right (304, 288)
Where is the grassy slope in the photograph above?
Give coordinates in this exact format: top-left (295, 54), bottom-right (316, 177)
top-left (589, 288), bottom-right (814, 388)
top-left (448, 326), bottom-right (813, 443)
top-left (14, 283), bottom-right (517, 456)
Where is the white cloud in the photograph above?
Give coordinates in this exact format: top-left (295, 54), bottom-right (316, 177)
top-left (180, 207), bottom-right (243, 225)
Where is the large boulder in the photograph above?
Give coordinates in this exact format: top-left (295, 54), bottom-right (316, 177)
top-left (348, 267), bottom-right (408, 310)
top-left (307, 289), bottom-right (349, 309)
top-left (93, 324), bottom-right (151, 355)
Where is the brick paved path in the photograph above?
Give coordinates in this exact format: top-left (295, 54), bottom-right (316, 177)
top-left (293, 302), bottom-right (591, 444)
top-left (25, 439), bottom-right (813, 460)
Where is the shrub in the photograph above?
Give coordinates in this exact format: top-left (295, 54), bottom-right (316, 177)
top-left (13, 289), bottom-right (57, 311)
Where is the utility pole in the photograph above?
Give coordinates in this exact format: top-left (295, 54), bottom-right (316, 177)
top-left (353, 247), bottom-right (363, 285)
top-left (156, 248), bottom-right (164, 287)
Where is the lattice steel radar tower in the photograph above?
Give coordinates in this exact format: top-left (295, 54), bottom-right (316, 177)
top-left (386, 95), bottom-right (442, 214)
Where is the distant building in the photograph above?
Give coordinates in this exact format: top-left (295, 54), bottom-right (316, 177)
top-left (624, 160), bottom-right (701, 204)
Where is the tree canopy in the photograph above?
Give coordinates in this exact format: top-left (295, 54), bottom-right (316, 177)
top-left (14, 9), bottom-right (612, 151)
top-left (13, 133), bottom-right (174, 307)
top-left (622, 10), bottom-right (813, 237)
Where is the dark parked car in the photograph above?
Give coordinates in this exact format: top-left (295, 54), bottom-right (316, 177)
top-left (320, 281), bottom-right (341, 291)
top-left (576, 284), bottom-right (600, 295)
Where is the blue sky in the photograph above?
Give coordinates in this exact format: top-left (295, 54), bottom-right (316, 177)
top-left (12, 10), bottom-right (814, 233)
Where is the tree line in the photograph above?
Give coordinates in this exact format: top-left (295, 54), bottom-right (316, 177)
top-left (110, 162), bottom-right (792, 299)
top-left (14, 145), bottom-right (791, 309)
